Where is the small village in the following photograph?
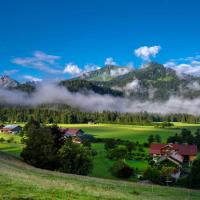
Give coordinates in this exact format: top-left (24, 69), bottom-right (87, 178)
top-left (0, 122), bottom-right (198, 186)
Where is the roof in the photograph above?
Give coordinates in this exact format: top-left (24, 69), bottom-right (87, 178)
top-left (3, 125), bottom-right (20, 130)
top-left (150, 143), bottom-right (197, 156)
top-left (168, 151), bottom-right (183, 163)
top-left (60, 128), bottom-right (83, 136)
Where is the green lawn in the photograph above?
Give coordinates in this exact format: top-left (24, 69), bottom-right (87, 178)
top-left (0, 132), bottom-right (21, 143)
top-left (1, 122), bottom-right (200, 180)
top-left (0, 151), bottom-right (200, 200)
top-left (125, 160), bottom-right (149, 172)
top-left (90, 143), bottom-right (114, 179)
top-left (57, 123), bottom-right (200, 142)
top-left (0, 142), bottom-right (23, 157)
top-left (0, 133), bottom-right (23, 157)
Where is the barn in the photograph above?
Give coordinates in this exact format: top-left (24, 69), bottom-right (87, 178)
top-left (59, 128), bottom-right (94, 143)
top-left (1, 125), bottom-right (22, 134)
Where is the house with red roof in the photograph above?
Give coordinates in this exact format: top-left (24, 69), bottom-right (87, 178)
top-left (150, 143), bottom-right (197, 165)
top-left (0, 125), bottom-right (22, 134)
top-left (59, 128), bottom-right (84, 143)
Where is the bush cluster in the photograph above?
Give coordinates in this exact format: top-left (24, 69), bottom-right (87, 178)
top-left (21, 119), bottom-right (94, 175)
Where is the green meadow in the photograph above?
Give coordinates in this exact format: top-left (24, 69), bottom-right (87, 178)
top-left (1, 122), bottom-right (200, 179)
top-left (0, 123), bottom-right (200, 199)
top-left (0, 151), bottom-right (200, 200)
top-left (57, 122), bottom-right (200, 142)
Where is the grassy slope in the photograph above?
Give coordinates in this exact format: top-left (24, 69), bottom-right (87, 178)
top-left (0, 152), bottom-right (200, 200)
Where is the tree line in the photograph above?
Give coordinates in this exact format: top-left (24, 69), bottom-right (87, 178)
top-left (0, 105), bottom-right (200, 124)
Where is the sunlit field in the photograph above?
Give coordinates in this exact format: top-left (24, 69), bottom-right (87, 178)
top-left (57, 123), bottom-right (200, 142)
top-left (1, 122), bottom-right (200, 179)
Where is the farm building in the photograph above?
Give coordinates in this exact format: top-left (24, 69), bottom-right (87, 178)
top-left (59, 128), bottom-right (94, 143)
top-left (59, 128), bottom-right (84, 143)
top-left (150, 143), bottom-right (197, 165)
top-left (0, 125), bottom-right (22, 134)
top-left (150, 143), bottom-right (198, 181)
top-left (60, 128), bottom-right (84, 137)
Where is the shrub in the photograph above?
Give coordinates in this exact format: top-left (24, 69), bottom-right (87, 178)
top-left (7, 137), bottom-right (14, 143)
top-left (111, 160), bottom-right (134, 178)
top-left (176, 176), bottom-right (189, 187)
top-left (190, 158), bottom-right (200, 189)
top-left (108, 146), bottom-right (128, 160)
top-left (126, 142), bottom-right (135, 153)
top-left (21, 120), bottom-right (94, 175)
top-left (141, 153), bottom-right (146, 157)
top-left (104, 139), bottom-right (117, 150)
top-left (58, 141), bottom-right (93, 175)
top-left (143, 142), bottom-right (148, 147)
top-left (143, 167), bottom-right (160, 184)
top-left (21, 127), bottom-right (58, 170)
top-left (0, 137), bottom-right (5, 142)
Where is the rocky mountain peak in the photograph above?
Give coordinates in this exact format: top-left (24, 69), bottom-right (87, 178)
top-left (0, 75), bottom-right (19, 88)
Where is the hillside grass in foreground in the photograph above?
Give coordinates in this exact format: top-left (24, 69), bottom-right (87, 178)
top-left (0, 152), bottom-right (200, 200)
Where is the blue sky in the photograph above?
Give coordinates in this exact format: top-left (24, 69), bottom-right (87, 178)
top-left (1, 0), bottom-right (200, 81)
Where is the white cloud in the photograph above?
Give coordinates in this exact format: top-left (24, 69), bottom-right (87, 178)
top-left (170, 55), bottom-right (200, 63)
top-left (33, 51), bottom-right (60, 64)
top-left (12, 51), bottom-right (62, 74)
top-left (105, 57), bottom-right (116, 66)
top-left (186, 81), bottom-right (200, 91)
top-left (175, 63), bottom-right (200, 76)
top-left (3, 69), bottom-right (19, 75)
top-left (23, 75), bottom-right (43, 82)
top-left (191, 60), bottom-right (200, 65)
top-left (134, 45), bottom-right (161, 61)
top-left (164, 55), bottom-right (200, 76)
top-left (2, 83), bottom-right (200, 114)
top-left (164, 61), bottom-right (176, 68)
top-left (12, 51), bottom-right (99, 77)
top-left (63, 63), bottom-right (81, 75)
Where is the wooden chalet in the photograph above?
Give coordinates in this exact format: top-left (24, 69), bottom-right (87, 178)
top-left (150, 143), bottom-right (197, 165)
top-left (59, 128), bottom-right (84, 143)
top-left (0, 125), bottom-right (22, 134)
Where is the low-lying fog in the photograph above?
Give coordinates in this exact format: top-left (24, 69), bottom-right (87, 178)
top-left (1, 83), bottom-right (200, 114)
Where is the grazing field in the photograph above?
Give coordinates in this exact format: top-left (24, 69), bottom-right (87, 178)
top-left (1, 122), bottom-right (200, 179)
top-left (0, 143), bottom-right (23, 157)
top-left (0, 133), bottom-right (23, 157)
top-left (0, 151), bottom-right (200, 200)
top-left (0, 132), bottom-right (21, 143)
top-left (58, 123), bottom-right (200, 143)
top-left (4, 122), bottom-right (200, 143)
top-left (90, 143), bottom-right (114, 179)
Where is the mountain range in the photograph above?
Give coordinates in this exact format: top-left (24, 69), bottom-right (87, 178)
top-left (1, 62), bottom-right (200, 101)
